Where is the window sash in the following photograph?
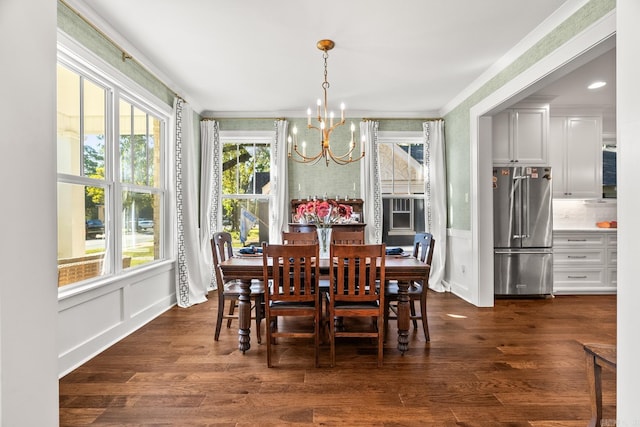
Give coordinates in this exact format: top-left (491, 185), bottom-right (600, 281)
top-left (57, 34), bottom-right (170, 290)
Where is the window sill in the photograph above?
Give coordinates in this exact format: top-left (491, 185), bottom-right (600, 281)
top-left (58, 259), bottom-right (175, 302)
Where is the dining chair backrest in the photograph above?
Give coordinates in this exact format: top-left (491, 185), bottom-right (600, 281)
top-left (211, 232), bottom-right (234, 280)
top-left (330, 243), bottom-right (385, 303)
top-left (331, 230), bottom-right (365, 245)
top-left (282, 230), bottom-right (318, 245)
top-left (262, 243), bottom-right (319, 303)
top-left (211, 231), bottom-right (265, 345)
top-left (261, 242), bottom-right (321, 367)
top-left (329, 243), bottom-right (386, 367)
top-left (412, 232), bottom-right (435, 266)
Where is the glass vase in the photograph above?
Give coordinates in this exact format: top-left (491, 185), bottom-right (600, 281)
top-left (316, 227), bottom-right (332, 259)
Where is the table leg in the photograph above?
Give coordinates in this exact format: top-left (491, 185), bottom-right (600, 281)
top-left (237, 279), bottom-right (252, 353)
top-left (585, 352), bottom-right (603, 427)
top-left (396, 280), bottom-right (410, 354)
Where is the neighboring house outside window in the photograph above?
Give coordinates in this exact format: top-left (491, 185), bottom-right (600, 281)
top-left (378, 132), bottom-right (425, 247)
top-left (56, 48), bottom-right (169, 289)
top-left (219, 131), bottom-right (273, 248)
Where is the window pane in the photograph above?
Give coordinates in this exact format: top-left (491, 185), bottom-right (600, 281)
top-left (122, 190), bottom-right (161, 268)
top-left (379, 142), bottom-right (424, 194)
top-left (120, 99), bottom-right (132, 182)
top-left (120, 102), bottom-right (161, 187)
top-left (222, 142), bottom-right (271, 195)
top-left (221, 198), bottom-right (269, 247)
top-left (149, 116), bottom-right (160, 187)
top-left (57, 65), bottom-right (81, 176)
top-left (57, 182), bottom-right (108, 286)
top-left (57, 65), bottom-right (107, 178)
top-left (83, 78), bottom-right (106, 178)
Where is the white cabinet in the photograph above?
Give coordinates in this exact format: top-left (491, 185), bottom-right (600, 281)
top-left (492, 106), bottom-right (549, 166)
top-left (553, 230), bottom-right (616, 294)
top-left (549, 116), bottom-right (602, 198)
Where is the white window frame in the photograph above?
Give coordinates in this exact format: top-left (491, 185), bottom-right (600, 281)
top-left (219, 130), bottom-right (274, 242)
top-left (377, 131), bottom-right (425, 238)
top-left (57, 31), bottom-right (172, 295)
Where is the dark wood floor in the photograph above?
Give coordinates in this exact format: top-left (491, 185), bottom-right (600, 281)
top-left (60, 291), bottom-right (617, 426)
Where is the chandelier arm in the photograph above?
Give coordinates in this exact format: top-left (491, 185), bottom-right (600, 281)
top-left (291, 145), bottom-right (325, 163)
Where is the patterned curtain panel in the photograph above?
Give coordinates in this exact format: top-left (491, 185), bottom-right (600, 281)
top-left (270, 119), bottom-right (289, 243)
top-left (359, 120), bottom-right (382, 244)
top-left (174, 98), bottom-right (208, 307)
top-left (423, 120), bottom-right (447, 292)
top-left (200, 119), bottom-right (219, 290)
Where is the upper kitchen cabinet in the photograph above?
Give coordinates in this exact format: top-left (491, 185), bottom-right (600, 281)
top-left (548, 115), bottom-right (602, 198)
top-left (492, 105), bottom-right (549, 166)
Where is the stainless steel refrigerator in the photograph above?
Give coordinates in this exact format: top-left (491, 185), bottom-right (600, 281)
top-left (493, 166), bottom-right (553, 296)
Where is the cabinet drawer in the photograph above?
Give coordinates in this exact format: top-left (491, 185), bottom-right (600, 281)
top-left (553, 233), bottom-right (605, 247)
top-left (607, 234), bottom-right (617, 246)
top-left (553, 268), bottom-right (604, 286)
top-left (607, 248), bottom-right (617, 266)
top-left (553, 248), bottom-right (605, 265)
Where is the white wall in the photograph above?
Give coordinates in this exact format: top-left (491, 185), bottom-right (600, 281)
top-left (0, 0), bottom-right (59, 424)
top-left (58, 265), bottom-right (176, 376)
top-left (616, 0), bottom-right (640, 421)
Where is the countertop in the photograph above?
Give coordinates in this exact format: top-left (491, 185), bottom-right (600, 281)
top-left (553, 227), bottom-right (617, 232)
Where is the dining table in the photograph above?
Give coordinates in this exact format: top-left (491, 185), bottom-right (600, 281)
top-left (219, 252), bottom-right (430, 355)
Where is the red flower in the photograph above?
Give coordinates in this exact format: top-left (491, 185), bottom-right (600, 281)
top-left (293, 199), bottom-right (352, 225)
top-left (316, 201), bottom-right (331, 219)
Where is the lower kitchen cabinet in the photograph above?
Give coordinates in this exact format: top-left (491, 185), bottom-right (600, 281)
top-left (553, 230), bottom-right (617, 294)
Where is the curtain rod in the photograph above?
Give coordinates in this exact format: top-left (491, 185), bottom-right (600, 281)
top-left (201, 117), bottom-right (285, 121)
top-left (59, 0), bottom-right (184, 101)
top-left (363, 117), bottom-right (444, 122)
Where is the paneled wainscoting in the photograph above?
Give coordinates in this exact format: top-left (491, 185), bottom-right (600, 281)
top-left (60, 292), bottom-right (616, 426)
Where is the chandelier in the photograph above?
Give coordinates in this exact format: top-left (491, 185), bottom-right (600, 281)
top-left (287, 39), bottom-right (365, 166)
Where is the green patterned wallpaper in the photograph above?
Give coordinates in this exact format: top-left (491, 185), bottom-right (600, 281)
top-left (57, 1), bottom-right (175, 107)
top-left (443, 0), bottom-right (615, 230)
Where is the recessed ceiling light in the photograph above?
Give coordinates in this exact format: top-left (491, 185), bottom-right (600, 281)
top-left (588, 81), bottom-right (607, 90)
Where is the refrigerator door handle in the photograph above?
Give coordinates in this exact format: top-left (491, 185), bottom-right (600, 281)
top-left (512, 173), bottom-right (526, 240)
top-left (524, 175), bottom-right (531, 239)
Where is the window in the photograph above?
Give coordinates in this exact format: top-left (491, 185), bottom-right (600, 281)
top-left (220, 132), bottom-right (273, 248)
top-left (57, 47), bottom-right (169, 289)
top-left (378, 132), bottom-right (425, 246)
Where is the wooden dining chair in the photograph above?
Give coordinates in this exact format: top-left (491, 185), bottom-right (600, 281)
top-left (384, 233), bottom-right (435, 341)
top-left (282, 230), bottom-right (318, 244)
top-left (211, 232), bottom-right (264, 343)
top-left (262, 242), bottom-right (321, 368)
top-left (331, 230), bottom-right (365, 244)
top-left (328, 243), bottom-right (386, 367)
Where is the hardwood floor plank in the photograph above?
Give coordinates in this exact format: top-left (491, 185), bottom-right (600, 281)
top-left (60, 292), bottom-right (616, 426)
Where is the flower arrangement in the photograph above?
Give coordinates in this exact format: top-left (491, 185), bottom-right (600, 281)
top-left (294, 199), bottom-right (352, 227)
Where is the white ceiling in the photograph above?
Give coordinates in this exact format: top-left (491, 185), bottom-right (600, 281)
top-left (532, 47), bottom-right (616, 108)
top-left (64, 0), bottom-right (613, 118)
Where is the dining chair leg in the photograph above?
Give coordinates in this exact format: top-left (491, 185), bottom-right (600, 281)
top-left (410, 301), bottom-right (418, 329)
top-left (226, 300), bottom-right (236, 328)
top-left (329, 317), bottom-right (336, 368)
top-left (266, 313), bottom-right (273, 367)
top-left (214, 290), bottom-right (225, 341)
top-left (376, 315), bottom-right (384, 367)
top-left (255, 295), bottom-right (263, 344)
top-left (420, 293), bottom-right (430, 342)
top-left (383, 299), bottom-right (390, 342)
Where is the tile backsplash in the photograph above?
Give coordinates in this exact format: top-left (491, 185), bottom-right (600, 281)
top-left (553, 199), bottom-right (617, 229)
